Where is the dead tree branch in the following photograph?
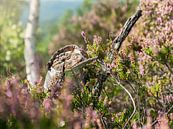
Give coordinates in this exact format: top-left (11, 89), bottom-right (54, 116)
top-left (93, 10), bottom-right (142, 106)
top-left (109, 10), bottom-right (142, 61)
top-left (92, 9), bottom-right (142, 129)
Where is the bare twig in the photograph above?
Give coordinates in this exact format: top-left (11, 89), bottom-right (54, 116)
top-left (113, 76), bottom-right (136, 129)
top-left (93, 60), bottom-right (110, 107)
top-left (93, 10), bottom-right (142, 105)
top-left (166, 104), bottom-right (173, 114)
top-left (109, 10), bottom-right (142, 61)
top-left (165, 63), bottom-right (173, 74)
top-left (70, 57), bottom-right (98, 71)
top-left (151, 104), bottom-right (173, 126)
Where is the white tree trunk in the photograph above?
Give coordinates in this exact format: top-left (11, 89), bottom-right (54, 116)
top-left (24, 0), bottom-right (40, 85)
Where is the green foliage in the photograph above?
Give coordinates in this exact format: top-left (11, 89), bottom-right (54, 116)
top-left (0, 0), bottom-right (24, 77)
top-left (59, 0), bottom-right (173, 128)
top-left (49, 0), bottom-right (138, 53)
top-left (0, 0), bottom-right (173, 129)
top-left (0, 22), bottom-right (24, 76)
top-left (77, 0), bottom-right (93, 16)
top-left (39, 117), bottom-right (56, 129)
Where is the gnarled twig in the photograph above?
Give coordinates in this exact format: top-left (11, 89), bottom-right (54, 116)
top-left (93, 9), bottom-right (142, 103)
top-left (109, 10), bottom-right (142, 61)
top-left (113, 76), bottom-right (136, 129)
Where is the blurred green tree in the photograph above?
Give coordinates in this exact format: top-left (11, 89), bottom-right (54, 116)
top-left (0, 0), bottom-right (25, 78)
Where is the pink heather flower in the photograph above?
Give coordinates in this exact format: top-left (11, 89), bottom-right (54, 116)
top-left (43, 98), bottom-right (53, 112)
top-left (157, 17), bottom-right (162, 23)
top-left (93, 35), bottom-right (102, 45)
top-left (81, 31), bottom-right (88, 43)
top-left (156, 113), bottom-right (170, 129)
top-left (139, 63), bottom-right (144, 75)
top-left (81, 31), bottom-right (86, 39)
top-left (6, 88), bottom-right (12, 98)
top-left (132, 122), bottom-right (138, 129)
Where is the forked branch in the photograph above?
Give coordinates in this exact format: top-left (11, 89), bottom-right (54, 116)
top-left (92, 9), bottom-right (142, 128)
top-left (94, 9), bottom-right (142, 100)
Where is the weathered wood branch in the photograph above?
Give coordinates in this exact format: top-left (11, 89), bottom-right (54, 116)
top-left (109, 10), bottom-right (142, 61)
top-left (93, 10), bottom-right (142, 105)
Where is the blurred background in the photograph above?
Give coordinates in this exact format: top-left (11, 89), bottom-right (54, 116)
top-left (0, 0), bottom-right (88, 78)
top-left (0, 0), bottom-right (138, 78)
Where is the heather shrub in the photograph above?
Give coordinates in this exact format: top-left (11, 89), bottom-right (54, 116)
top-left (96, 0), bottom-right (173, 128)
top-left (0, 77), bottom-right (54, 129)
top-left (0, 1), bottom-right (25, 78)
top-left (0, 0), bottom-right (173, 129)
top-left (46, 0), bottom-right (173, 128)
top-left (123, 0), bottom-right (173, 127)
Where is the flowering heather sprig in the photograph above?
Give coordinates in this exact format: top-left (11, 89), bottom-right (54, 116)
top-left (132, 112), bottom-right (170, 129)
top-left (129, 0), bottom-right (173, 79)
top-left (0, 77), bottom-right (40, 121)
top-left (81, 30), bottom-right (91, 45)
top-left (93, 35), bottom-right (102, 45)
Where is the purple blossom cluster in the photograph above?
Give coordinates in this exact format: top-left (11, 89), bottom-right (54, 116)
top-left (0, 77), bottom-right (41, 126)
top-left (129, 0), bottom-right (173, 82)
top-left (0, 0), bottom-right (173, 128)
top-left (132, 112), bottom-right (170, 129)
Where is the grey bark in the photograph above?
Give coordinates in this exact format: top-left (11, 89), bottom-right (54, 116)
top-left (24, 0), bottom-right (40, 85)
top-left (93, 10), bottom-right (142, 104)
top-left (109, 10), bottom-right (142, 61)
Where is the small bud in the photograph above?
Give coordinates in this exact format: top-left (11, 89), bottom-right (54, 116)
top-left (81, 31), bottom-right (88, 44)
top-left (81, 31), bottom-right (86, 38)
